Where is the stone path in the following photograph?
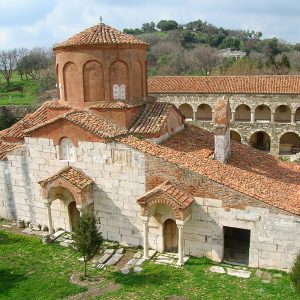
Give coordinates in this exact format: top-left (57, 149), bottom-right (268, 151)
top-left (153, 252), bottom-right (190, 267)
top-left (209, 265), bottom-right (251, 278)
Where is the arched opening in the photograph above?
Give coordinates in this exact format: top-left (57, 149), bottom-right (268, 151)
top-left (163, 219), bottom-right (178, 253)
top-left (250, 131), bottom-right (271, 152)
top-left (296, 107), bottom-right (300, 123)
top-left (235, 104), bottom-right (251, 122)
top-left (230, 130), bottom-right (241, 143)
top-left (63, 62), bottom-right (80, 103)
top-left (68, 201), bottom-right (80, 231)
top-left (109, 60), bottom-right (128, 100)
top-left (133, 60), bottom-right (143, 99)
top-left (279, 132), bottom-right (300, 155)
top-left (178, 103), bottom-right (193, 120)
top-left (83, 60), bottom-right (104, 102)
top-left (275, 105), bottom-right (291, 123)
top-left (196, 104), bottom-right (212, 121)
top-left (255, 105), bottom-right (271, 123)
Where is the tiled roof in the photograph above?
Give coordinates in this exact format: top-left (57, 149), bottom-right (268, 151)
top-left (117, 124), bottom-right (300, 215)
top-left (0, 105), bottom-right (48, 140)
top-left (0, 142), bottom-right (22, 160)
top-left (129, 102), bottom-right (176, 135)
top-left (26, 110), bottom-right (127, 139)
top-left (39, 166), bottom-right (94, 190)
top-left (90, 101), bottom-right (144, 110)
top-left (148, 75), bottom-right (300, 94)
top-left (137, 181), bottom-right (194, 210)
top-left (54, 23), bottom-right (148, 50)
top-left (44, 100), bottom-right (71, 109)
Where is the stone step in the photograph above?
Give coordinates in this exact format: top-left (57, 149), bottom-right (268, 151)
top-left (105, 253), bottom-right (124, 266)
top-left (98, 252), bottom-right (114, 265)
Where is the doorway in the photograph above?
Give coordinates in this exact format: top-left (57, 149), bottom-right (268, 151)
top-left (223, 227), bottom-right (250, 265)
top-left (163, 219), bottom-right (178, 253)
top-left (68, 201), bottom-right (80, 232)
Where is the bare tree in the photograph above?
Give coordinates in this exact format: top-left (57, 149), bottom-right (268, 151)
top-left (287, 51), bottom-right (300, 74)
top-left (16, 48), bottom-right (29, 80)
top-left (0, 49), bottom-right (17, 84)
top-left (190, 45), bottom-right (219, 75)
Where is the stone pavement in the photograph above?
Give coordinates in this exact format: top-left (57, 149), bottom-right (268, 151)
top-left (153, 252), bottom-right (190, 267)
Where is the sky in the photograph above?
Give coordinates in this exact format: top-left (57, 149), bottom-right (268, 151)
top-left (0, 0), bottom-right (299, 49)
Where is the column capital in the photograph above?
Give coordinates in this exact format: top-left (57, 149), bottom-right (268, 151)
top-left (176, 220), bottom-right (184, 227)
top-left (44, 201), bottom-right (52, 208)
top-left (141, 216), bottom-right (149, 224)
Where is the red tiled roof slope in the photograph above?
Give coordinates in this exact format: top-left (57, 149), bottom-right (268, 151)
top-left (54, 23), bottom-right (148, 49)
top-left (148, 75), bottom-right (300, 94)
top-left (117, 125), bottom-right (300, 215)
top-left (39, 166), bottom-right (93, 190)
top-left (26, 110), bottom-right (127, 139)
top-left (129, 102), bottom-right (175, 135)
top-left (0, 142), bottom-right (22, 160)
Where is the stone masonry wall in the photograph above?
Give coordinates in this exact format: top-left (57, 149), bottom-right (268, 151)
top-left (0, 137), bottom-right (146, 246)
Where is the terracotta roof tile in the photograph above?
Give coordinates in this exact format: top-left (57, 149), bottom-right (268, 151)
top-left (0, 142), bottom-right (23, 160)
top-left (39, 166), bottom-right (93, 190)
top-left (137, 181), bottom-right (194, 210)
top-left (129, 102), bottom-right (175, 135)
top-left (117, 125), bottom-right (300, 215)
top-left (89, 101), bottom-right (144, 110)
top-left (54, 23), bottom-right (148, 50)
top-left (26, 110), bottom-right (127, 139)
top-left (148, 75), bottom-right (300, 94)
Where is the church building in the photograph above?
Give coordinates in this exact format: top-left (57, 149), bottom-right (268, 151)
top-left (0, 23), bottom-right (300, 270)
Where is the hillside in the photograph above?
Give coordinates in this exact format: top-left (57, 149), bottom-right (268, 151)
top-left (123, 19), bottom-right (300, 76)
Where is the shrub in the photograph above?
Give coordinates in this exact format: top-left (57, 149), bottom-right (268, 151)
top-left (291, 253), bottom-right (300, 294)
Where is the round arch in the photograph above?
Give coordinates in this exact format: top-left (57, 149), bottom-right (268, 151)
top-left (279, 132), bottom-right (300, 155)
top-left (235, 104), bottom-right (251, 122)
top-left (230, 130), bottom-right (241, 143)
top-left (178, 103), bottom-right (193, 120)
top-left (296, 107), bottom-right (300, 123)
top-left (275, 105), bottom-right (291, 123)
top-left (109, 60), bottom-right (129, 100)
top-left (250, 131), bottom-right (271, 152)
top-left (196, 103), bottom-right (212, 121)
top-left (63, 62), bottom-right (80, 103)
top-left (255, 105), bottom-right (271, 122)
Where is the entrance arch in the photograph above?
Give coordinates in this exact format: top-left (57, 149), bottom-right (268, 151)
top-left (164, 219), bottom-right (178, 253)
top-left (68, 201), bottom-right (80, 231)
top-left (230, 130), bottom-right (241, 143)
top-left (178, 103), bottom-right (193, 120)
top-left (250, 131), bottom-right (271, 152)
top-left (296, 107), bottom-right (300, 123)
top-left (279, 132), bottom-right (300, 155)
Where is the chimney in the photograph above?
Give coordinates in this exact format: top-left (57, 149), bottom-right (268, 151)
top-left (214, 98), bottom-right (231, 163)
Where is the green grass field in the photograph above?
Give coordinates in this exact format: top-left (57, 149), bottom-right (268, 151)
top-left (0, 230), bottom-right (298, 300)
top-left (0, 73), bottom-right (37, 106)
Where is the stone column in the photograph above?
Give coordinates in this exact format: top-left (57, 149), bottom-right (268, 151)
top-left (231, 111), bottom-right (236, 122)
top-left (291, 113), bottom-right (296, 124)
top-left (251, 111), bottom-right (255, 123)
top-left (271, 112), bottom-right (275, 123)
top-left (44, 202), bottom-right (54, 237)
top-left (142, 216), bottom-right (149, 259)
top-left (176, 221), bottom-right (184, 266)
top-left (193, 111), bottom-right (197, 121)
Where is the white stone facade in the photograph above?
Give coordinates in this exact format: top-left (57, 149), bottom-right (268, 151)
top-left (0, 136), bottom-right (299, 271)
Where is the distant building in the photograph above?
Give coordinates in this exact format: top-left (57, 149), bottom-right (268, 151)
top-left (218, 48), bottom-right (246, 59)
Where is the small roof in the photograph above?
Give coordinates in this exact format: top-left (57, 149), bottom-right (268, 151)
top-left (148, 75), bottom-right (300, 94)
top-left (54, 23), bottom-right (148, 50)
top-left (0, 142), bottom-right (22, 160)
top-left (39, 166), bottom-right (94, 191)
top-left (137, 181), bottom-right (194, 210)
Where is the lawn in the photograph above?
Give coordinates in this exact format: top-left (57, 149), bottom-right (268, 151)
top-left (0, 230), bottom-right (298, 300)
top-left (0, 73), bottom-right (38, 106)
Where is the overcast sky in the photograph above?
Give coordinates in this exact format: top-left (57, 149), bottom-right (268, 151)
top-left (0, 0), bottom-right (299, 49)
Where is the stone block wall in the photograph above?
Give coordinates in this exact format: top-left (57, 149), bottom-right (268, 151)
top-left (0, 137), bottom-right (146, 247)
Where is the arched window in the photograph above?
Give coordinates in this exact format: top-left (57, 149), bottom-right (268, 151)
top-left (60, 138), bottom-right (75, 161)
top-left (112, 84), bottom-right (126, 100)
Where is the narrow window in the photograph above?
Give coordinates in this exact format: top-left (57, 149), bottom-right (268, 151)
top-left (60, 138), bottom-right (75, 161)
top-left (112, 84), bottom-right (126, 100)
top-left (113, 84), bottom-right (119, 100)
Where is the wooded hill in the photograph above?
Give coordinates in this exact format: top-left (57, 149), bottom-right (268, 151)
top-left (123, 19), bottom-right (300, 76)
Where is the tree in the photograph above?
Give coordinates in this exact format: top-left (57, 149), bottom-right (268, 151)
top-left (141, 22), bottom-right (156, 33)
top-left (72, 207), bottom-right (103, 277)
top-left (15, 48), bottom-right (29, 80)
top-left (0, 49), bottom-right (17, 84)
top-left (157, 20), bottom-right (178, 31)
top-left (291, 253), bottom-right (300, 294)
